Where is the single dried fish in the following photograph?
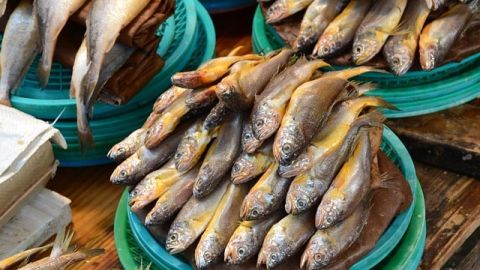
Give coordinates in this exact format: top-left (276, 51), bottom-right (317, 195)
top-left (231, 141), bottom-right (274, 184)
top-left (265, 0), bottom-right (313, 23)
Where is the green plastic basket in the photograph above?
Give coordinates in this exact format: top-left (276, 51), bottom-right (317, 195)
top-left (114, 126), bottom-right (422, 270)
top-left (114, 174), bottom-right (425, 270)
top-left (54, 0), bottom-right (216, 167)
top-left (252, 6), bottom-right (480, 118)
top-left (10, 0), bottom-right (197, 120)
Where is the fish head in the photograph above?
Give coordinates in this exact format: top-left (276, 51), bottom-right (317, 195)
top-left (107, 144), bottom-right (132, 161)
top-left (174, 136), bottom-right (197, 172)
top-left (419, 43), bottom-right (440, 71)
top-left (224, 229), bottom-right (256, 264)
top-left (295, 26), bottom-right (318, 53)
top-left (110, 157), bottom-right (141, 185)
top-left (195, 235), bottom-right (222, 269)
top-left (352, 32), bottom-right (381, 65)
top-left (265, 1), bottom-right (287, 24)
top-left (285, 179), bottom-right (316, 214)
top-left (261, 240), bottom-right (289, 269)
top-left (277, 149), bottom-right (313, 178)
top-left (252, 104), bottom-right (281, 141)
top-left (231, 156), bottom-right (255, 183)
top-left (242, 122), bottom-right (263, 153)
top-left (315, 201), bottom-right (341, 229)
top-left (300, 242), bottom-right (330, 270)
top-left (315, 32), bottom-right (344, 58)
top-left (166, 221), bottom-right (195, 254)
top-left (193, 165), bottom-right (215, 198)
top-left (240, 192), bottom-right (271, 220)
top-left (274, 125), bottom-right (305, 166)
top-left (384, 44), bottom-right (413, 76)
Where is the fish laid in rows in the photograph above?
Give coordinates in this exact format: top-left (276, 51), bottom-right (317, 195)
top-left (110, 123), bottom-right (188, 185)
top-left (231, 141), bottom-right (274, 184)
top-left (128, 160), bottom-right (181, 211)
top-left (166, 179), bottom-right (229, 254)
top-left (144, 89), bottom-right (193, 149)
top-left (384, 0), bottom-right (431, 75)
top-left (353, 0), bottom-right (408, 64)
top-left (172, 54), bottom-right (264, 89)
top-left (284, 109), bottom-right (386, 215)
top-left (314, 0), bottom-right (372, 58)
top-left (145, 165), bottom-right (199, 225)
top-left (216, 60), bottom-right (262, 111)
top-left (82, 0), bottom-right (149, 105)
top-left (224, 211), bottom-right (284, 265)
top-left (204, 101), bottom-right (231, 130)
top-left (316, 128), bottom-right (372, 229)
top-left (241, 118), bottom-right (264, 153)
top-left (108, 128), bottom-right (146, 162)
top-left (35, 0), bottom-right (88, 87)
top-left (301, 201), bottom-right (368, 270)
top-left (174, 117), bottom-right (219, 173)
top-left (195, 183), bottom-right (250, 269)
top-left (265, 0), bottom-right (313, 23)
top-left (258, 210), bottom-right (316, 269)
top-left (0, 0), bottom-right (40, 107)
top-left (72, 39), bottom-right (134, 149)
top-left (240, 163), bottom-right (291, 221)
top-left (194, 113), bottom-right (243, 198)
top-left (295, 0), bottom-right (347, 52)
top-left (252, 58), bottom-right (329, 141)
top-left (419, 3), bottom-right (473, 70)
top-left (275, 66), bottom-right (381, 166)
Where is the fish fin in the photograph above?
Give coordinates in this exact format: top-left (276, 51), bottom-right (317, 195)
top-left (376, 20), bottom-right (411, 36)
top-left (349, 81), bottom-right (378, 96)
top-left (50, 227), bottom-right (74, 258)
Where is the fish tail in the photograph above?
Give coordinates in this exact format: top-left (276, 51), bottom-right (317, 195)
top-left (38, 50), bottom-right (54, 88)
top-left (82, 63), bottom-right (101, 113)
top-left (77, 107), bottom-right (94, 152)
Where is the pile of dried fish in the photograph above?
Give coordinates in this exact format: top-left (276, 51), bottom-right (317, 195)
top-left (262, 0), bottom-right (479, 75)
top-left (109, 49), bottom-right (411, 269)
top-left (0, 0), bottom-right (157, 149)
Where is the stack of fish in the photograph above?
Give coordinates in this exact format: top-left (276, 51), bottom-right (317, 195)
top-left (0, 0), bottom-right (161, 148)
top-left (109, 49), bottom-right (411, 269)
top-left (262, 0), bottom-right (479, 75)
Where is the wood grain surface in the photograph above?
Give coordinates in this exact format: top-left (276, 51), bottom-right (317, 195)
top-left (45, 4), bottom-right (480, 270)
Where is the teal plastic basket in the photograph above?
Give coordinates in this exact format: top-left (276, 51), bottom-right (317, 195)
top-left (252, 6), bottom-right (480, 118)
top-left (200, 0), bottom-right (256, 13)
top-left (10, 0), bottom-right (197, 120)
top-left (117, 126), bottom-right (419, 270)
top-left (53, 0), bottom-right (216, 167)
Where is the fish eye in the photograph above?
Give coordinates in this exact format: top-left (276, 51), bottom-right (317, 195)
top-left (232, 163), bottom-right (241, 172)
top-left (117, 147), bottom-right (125, 153)
top-left (255, 119), bottom-right (264, 128)
top-left (326, 216), bottom-right (333, 224)
top-left (282, 143), bottom-right (292, 154)
top-left (314, 253), bottom-right (324, 263)
top-left (251, 208), bottom-right (259, 217)
top-left (323, 47), bottom-right (329, 53)
top-left (237, 247), bottom-right (246, 256)
top-left (297, 199), bottom-right (306, 208)
top-left (244, 133), bottom-right (251, 140)
top-left (174, 152), bottom-right (182, 160)
top-left (119, 170), bottom-right (127, 178)
top-left (355, 46), bottom-right (362, 54)
top-left (169, 233), bottom-right (177, 242)
top-left (270, 253), bottom-right (278, 262)
top-left (392, 57), bottom-right (401, 66)
top-left (204, 251), bottom-right (213, 261)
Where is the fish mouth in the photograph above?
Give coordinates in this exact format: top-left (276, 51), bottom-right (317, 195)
top-left (110, 167), bottom-right (129, 184)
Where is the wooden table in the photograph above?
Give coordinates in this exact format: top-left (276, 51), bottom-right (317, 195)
top-left (47, 6), bottom-right (480, 270)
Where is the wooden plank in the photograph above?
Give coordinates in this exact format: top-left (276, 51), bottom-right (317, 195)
top-left (387, 103), bottom-right (480, 178)
top-left (443, 226), bottom-right (480, 270)
top-left (417, 162), bottom-right (480, 270)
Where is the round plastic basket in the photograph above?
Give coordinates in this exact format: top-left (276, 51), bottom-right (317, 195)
top-left (252, 6), bottom-right (480, 118)
top-left (200, 0), bottom-right (256, 13)
top-left (54, 0), bottom-right (216, 167)
top-left (10, 0), bottom-right (198, 120)
top-left (114, 126), bottom-right (421, 270)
